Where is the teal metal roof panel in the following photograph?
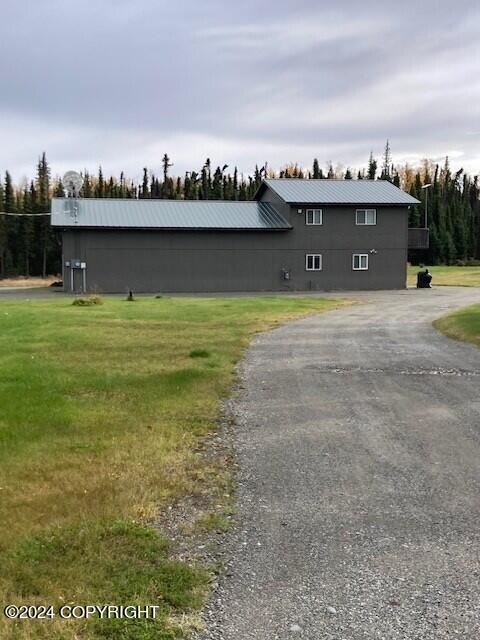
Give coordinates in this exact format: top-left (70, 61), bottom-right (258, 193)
top-left (51, 198), bottom-right (291, 230)
top-left (260, 179), bottom-right (420, 205)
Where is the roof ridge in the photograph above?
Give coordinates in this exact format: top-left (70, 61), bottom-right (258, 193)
top-left (266, 178), bottom-right (384, 183)
top-left (51, 197), bottom-right (262, 204)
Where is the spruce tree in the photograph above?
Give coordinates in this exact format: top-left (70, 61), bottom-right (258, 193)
top-left (161, 154), bottom-right (173, 198)
top-left (96, 167), bottom-right (105, 198)
top-left (35, 153), bottom-right (52, 278)
top-left (83, 172), bottom-right (92, 198)
top-left (367, 152), bottom-right (377, 180)
top-left (212, 167), bottom-right (223, 199)
top-left (233, 167), bottom-right (239, 200)
top-left (380, 140), bottom-right (392, 180)
top-left (200, 159), bottom-right (211, 200)
top-left (18, 184), bottom-right (35, 276)
top-left (0, 179), bottom-right (6, 277)
top-left (140, 168), bottom-right (149, 199)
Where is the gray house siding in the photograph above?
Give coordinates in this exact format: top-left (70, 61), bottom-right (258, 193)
top-left (257, 186), bottom-right (407, 290)
top-left (59, 182), bottom-right (411, 293)
top-left (62, 229), bottom-right (297, 293)
top-left (61, 211), bottom-right (407, 293)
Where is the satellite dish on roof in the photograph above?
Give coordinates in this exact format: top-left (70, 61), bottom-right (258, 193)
top-left (63, 171), bottom-right (83, 197)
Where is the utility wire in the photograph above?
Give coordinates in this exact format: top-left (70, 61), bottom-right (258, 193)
top-left (0, 211), bottom-right (51, 216)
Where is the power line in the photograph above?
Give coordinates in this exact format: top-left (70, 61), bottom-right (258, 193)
top-left (0, 211), bottom-right (51, 216)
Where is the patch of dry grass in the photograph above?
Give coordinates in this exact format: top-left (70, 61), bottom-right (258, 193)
top-left (0, 276), bottom-right (57, 288)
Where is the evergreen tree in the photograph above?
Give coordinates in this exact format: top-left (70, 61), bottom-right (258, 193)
top-left (0, 181), bottom-right (4, 276)
top-left (83, 172), bottom-right (93, 198)
top-left (35, 153), bottom-right (52, 278)
top-left (200, 159), bottom-right (212, 200)
top-left (380, 140), bottom-right (392, 180)
top-left (3, 171), bottom-right (17, 275)
top-left (238, 176), bottom-right (247, 201)
top-left (18, 183), bottom-right (35, 276)
top-left (96, 167), bottom-right (105, 198)
top-left (233, 167), bottom-right (239, 200)
top-left (0, 178), bottom-right (7, 276)
top-left (140, 168), bottom-right (149, 198)
top-left (367, 152), bottom-right (377, 180)
top-left (212, 166), bottom-right (224, 199)
top-left (54, 179), bottom-right (65, 197)
top-left (161, 154), bottom-right (173, 198)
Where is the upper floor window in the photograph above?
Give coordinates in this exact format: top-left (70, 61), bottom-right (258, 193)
top-left (352, 254), bottom-right (369, 270)
top-left (356, 209), bottom-right (376, 225)
top-left (306, 209), bottom-right (322, 225)
top-left (305, 254), bottom-right (322, 271)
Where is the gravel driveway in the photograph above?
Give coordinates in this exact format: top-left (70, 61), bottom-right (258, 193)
top-left (199, 287), bottom-right (480, 639)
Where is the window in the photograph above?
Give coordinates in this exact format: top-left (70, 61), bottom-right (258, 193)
top-left (306, 254), bottom-right (322, 271)
top-left (356, 209), bottom-right (376, 225)
top-left (352, 254), bottom-right (369, 270)
top-left (306, 209), bottom-right (322, 225)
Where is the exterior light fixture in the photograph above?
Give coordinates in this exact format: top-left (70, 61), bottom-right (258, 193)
top-left (421, 183), bottom-right (432, 228)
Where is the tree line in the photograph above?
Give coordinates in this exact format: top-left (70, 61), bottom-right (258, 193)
top-left (0, 144), bottom-right (479, 278)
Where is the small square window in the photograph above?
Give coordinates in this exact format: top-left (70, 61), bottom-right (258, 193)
top-left (352, 254), bottom-right (369, 270)
top-left (356, 209), bottom-right (376, 225)
top-left (306, 209), bottom-right (322, 225)
top-left (306, 254), bottom-right (322, 271)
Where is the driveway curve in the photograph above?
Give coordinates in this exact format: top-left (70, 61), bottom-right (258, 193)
top-left (199, 287), bottom-right (480, 640)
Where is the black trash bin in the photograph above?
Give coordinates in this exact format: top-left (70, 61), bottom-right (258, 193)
top-left (416, 269), bottom-right (432, 288)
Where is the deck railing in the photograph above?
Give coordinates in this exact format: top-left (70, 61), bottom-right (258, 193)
top-left (408, 228), bottom-right (429, 249)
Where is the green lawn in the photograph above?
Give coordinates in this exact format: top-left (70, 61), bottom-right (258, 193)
top-left (407, 265), bottom-right (480, 287)
top-left (0, 295), bottom-right (341, 640)
top-left (433, 303), bottom-right (480, 348)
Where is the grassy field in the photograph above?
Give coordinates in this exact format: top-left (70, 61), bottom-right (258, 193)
top-left (407, 265), bottom-right (480, 287)
top-left (433, 303), bottom-right (480, 348)
top-left (0, 295), bottom-right (341, 640)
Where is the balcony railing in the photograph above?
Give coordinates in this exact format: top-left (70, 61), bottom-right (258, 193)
top-left (408, 228), bottom-right (429, 250)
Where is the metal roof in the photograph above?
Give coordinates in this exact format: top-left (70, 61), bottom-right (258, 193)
top-left (258, 179), bottom-right (420, 205)
top-left (50, 198), bottom-right (291, 230)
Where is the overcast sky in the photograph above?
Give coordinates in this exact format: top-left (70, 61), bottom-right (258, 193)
top-left (1, 0), bottom-right (479, 184)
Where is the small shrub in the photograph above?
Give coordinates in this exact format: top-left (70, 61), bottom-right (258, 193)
top-left (72, 296), bottom-right (103, 306)
top-left (189, 349), bottom-right (210, 359)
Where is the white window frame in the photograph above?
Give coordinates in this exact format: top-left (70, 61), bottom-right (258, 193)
top-left (305, 254), bottom-right (322, 271)
top-left (355, 209), bottom-right (376, 225)
top-left (352, 253), bottom-right (369, 270)
top-left (306, 209), bottom-right (323, 225)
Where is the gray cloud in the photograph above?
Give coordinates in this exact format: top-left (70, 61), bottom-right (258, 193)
top-left (0, 0), bottom-right (479, 182)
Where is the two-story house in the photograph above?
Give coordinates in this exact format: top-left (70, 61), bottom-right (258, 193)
top-left (51, 179), bottom-right (423, 293)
